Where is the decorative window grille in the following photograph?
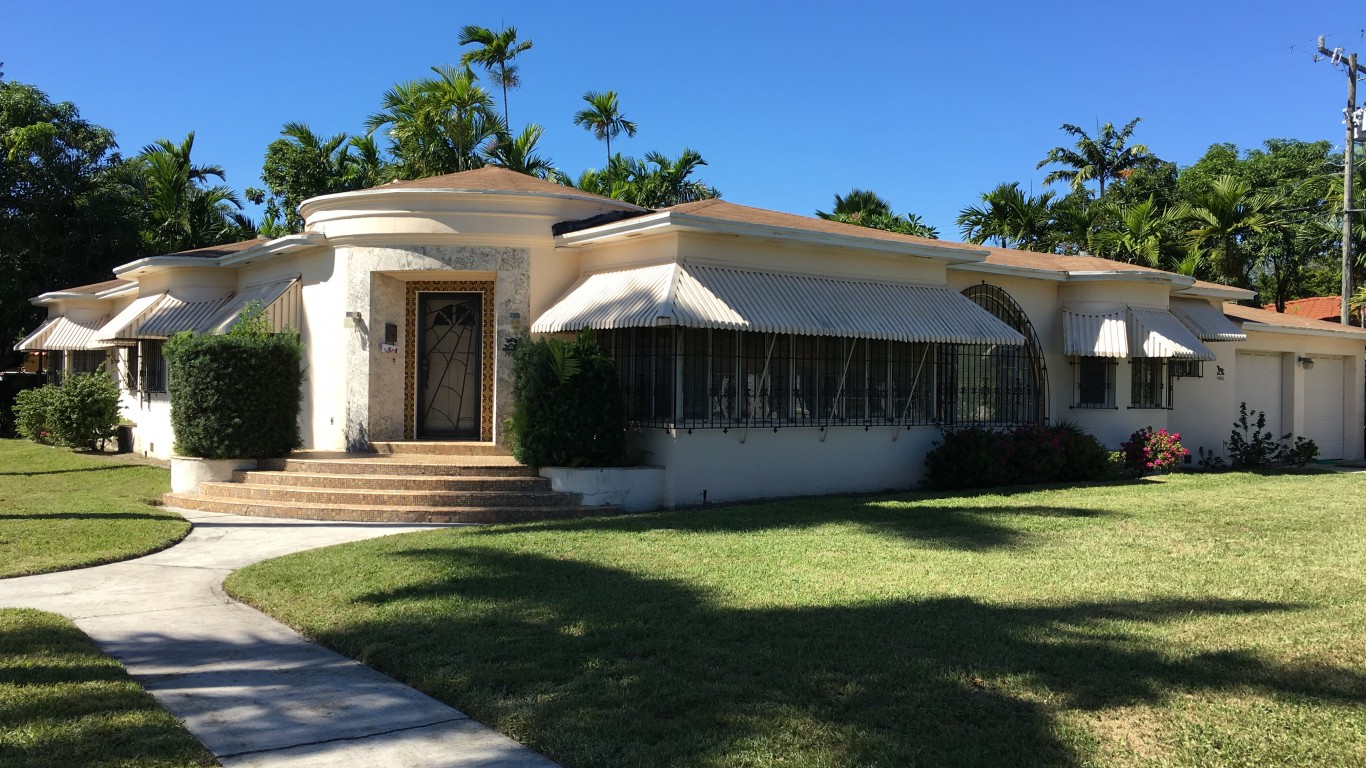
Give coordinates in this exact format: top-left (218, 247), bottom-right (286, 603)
top-left (1074, 357), bottom-right (1116, 408)
top-left (140, 340), bottom-right (168, 394)
top-left (958, 284), bottom-right (1048, 425)
top-left (1168, 359), bottom-right (1203, 378)
top-left (1130, 359), bottom-right (1168, 409)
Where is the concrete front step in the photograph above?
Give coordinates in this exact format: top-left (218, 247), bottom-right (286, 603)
top-left (259, 457), bottom-right (538, 478)
top-left (163, 493), bottom-right (620, 524)
top-left (198, 482), bottom-right (579, 508)
top-left (370, 441), bottom-right (508, 457)
top-left (233, 471), bottom-right (552, 492)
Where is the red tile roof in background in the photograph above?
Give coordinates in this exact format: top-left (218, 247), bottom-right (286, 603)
top-left (1264, 296), bottom-right (1342, 322)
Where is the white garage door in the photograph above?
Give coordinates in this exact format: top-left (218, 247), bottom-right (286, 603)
top-left (1303, 356), bottom-right (1345, 460)
top-left (1236, 352), bottom-right (1284, 438)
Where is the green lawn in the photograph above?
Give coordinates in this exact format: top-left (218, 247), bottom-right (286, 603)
top-left (225, 471), bottom-right (1366, 767)
top-left (0, 439), bottom-right (189, 578)
top-left (0, 608), bottom-right (216, 767)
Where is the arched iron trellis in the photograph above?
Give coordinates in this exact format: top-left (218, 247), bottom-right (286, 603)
top-left (954, 283), bottom-right (1049, 425)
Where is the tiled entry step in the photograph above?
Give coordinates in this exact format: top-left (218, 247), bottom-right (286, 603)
top-left (163, 448), bottom-right (619, 523)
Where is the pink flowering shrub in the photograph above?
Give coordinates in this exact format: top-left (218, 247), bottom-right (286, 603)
top-left (1121, 427), bottom-right (1188, 475)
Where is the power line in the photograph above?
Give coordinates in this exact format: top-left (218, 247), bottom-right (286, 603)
top-left (1315, 36), bottom-right (1365, 324)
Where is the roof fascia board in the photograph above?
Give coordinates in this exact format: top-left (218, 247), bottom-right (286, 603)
top-left (556, 211), bottom-right (991, 264)
top-left (218, 233), bottom-right (326, 267)
top-left (951, 261), bottom-right (1068, 282)
top-left (1065, 270), bottom-right (1196, 288)
top-left (1173, 284), bottom-right (1257, 301)
top-left (300, 186), bottom-right (644, 219)
top-left (1236, 320), bottom-right (1366, 341)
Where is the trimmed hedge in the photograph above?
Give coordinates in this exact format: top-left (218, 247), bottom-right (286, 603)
top-left (165, 328), bottom-right (303, 459)
top-left (508, 331), bottom-right (627, 467)
top-left (924, 422), bottom-right (1115, 490)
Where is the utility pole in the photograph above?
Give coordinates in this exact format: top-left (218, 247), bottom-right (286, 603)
top-left (1316, 37), bottom-right (1365, 324)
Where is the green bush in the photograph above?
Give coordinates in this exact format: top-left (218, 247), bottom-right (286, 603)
top-left (0, 372), bottom-right (47, 438)
top-left (165, 314), bottom-right (304, 459)
top-left (11, 371), bottom-right (120, 450)
top-left (508, 331), bottom-right (627, 467)
top-left (924, 422), bottom-right (1114, 490)
top-left (1222, 402), bottom-right (1319, 469)
top-left (13, 384), bottom-right (60, 443)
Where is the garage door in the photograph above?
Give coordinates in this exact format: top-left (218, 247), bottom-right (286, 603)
top-left (1236, 352), bottom-right (1283, 438)
top-left (1303, 356), bottom-right (1345, 459)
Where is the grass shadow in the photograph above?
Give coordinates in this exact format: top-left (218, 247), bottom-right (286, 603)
top-left (0, 465), bottom-right (151, 477)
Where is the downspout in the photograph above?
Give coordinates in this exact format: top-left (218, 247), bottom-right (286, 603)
top-left (892, 344), bottom-right (932, 442)
top-left (740, 333), bottom-right (777, 444)
top-left (820, 339), bottom-right (859, 443)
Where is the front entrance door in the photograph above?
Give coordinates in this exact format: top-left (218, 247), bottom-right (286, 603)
top-left (417, 292), bottom-right (483, 439)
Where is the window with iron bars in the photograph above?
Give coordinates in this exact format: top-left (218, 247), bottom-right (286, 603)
top-left (140, 340), bottom-right (168, 394)
top-left (1129, 358), bottom-right (1169, 409)
top-left (1074, 356), bottom-right (1116, 409)
top-left (596, 328), bottom-right (1043, 430)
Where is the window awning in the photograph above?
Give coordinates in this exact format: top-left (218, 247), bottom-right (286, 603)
top-left (1063, 310), bottom-right (1128, 357)
top-left (27, 315), bottom-right (110, 351)
top-left (1128, 308), bottom-right (1217, 360)
top-left (137, 295), bottom-right (232, 338)
top-left (95, 293), bottom-right (167, 344)
top-left (1063, 307), bottom-right (1216, 360)
top-left (1169, 298), bottom-right (1247, 342)
top-left (15, 318), bottom-right (58, 351)
top-left (532, 263), bottom-right (1025, 345)
top-left (202, 278), bottom-right (300, 334)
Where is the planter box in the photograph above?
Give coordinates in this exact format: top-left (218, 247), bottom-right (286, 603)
top-left (171, 456), bottom-right (258, 494)
top-left (539, 466), bottom-right (665, 512)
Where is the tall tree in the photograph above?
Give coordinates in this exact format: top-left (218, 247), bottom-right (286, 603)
top-left (1037, 118), bottom-right (1152, 196)
top-left (457, 24), bottom-right (533, 126)
top-left (135, 132), bottom-right (251, 255)
top-left (1174, 174), bottom-right (1286, 289)
top-left (572, 149), bottom-right (719, 208)
top-left (248, 122), bottom-right (389, 232)
top-left (482, 123), bottom-right (557, 178)
top-left (817, 189), bottom-right (938, 238)
top-left (573, 91), bottom-right (637, 165)
top-left (1093, 197), bottom-right (1177, 267)
top-left (0, 81), bottom-right (140, 362)
top-left (956, 182), bottom-right (1055, 250)
top-left (366, 65), bottom-right (503, 179)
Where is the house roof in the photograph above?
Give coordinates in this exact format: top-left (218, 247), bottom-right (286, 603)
top-left (1265, 296), bottom-right (1342, 321)
top-left (377, 166), bottom-right (622, 202)
top-left (155, 238), bottom-right (271, 259)
top-left (1223, 302), bottom-right (1366, 337)
top-left (975, 246), bottom-right (1173, 277)
top-left (49, 278), bottom-right (134, 295)
top-left (656, 199), bottom-right (985, 253)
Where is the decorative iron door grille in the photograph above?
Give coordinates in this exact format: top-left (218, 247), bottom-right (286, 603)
top-left (417, 292), bottom-right (482, 438)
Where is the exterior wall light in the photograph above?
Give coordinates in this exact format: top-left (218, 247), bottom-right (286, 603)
top-left (343, 311), bottom-right (363, 328)
top-left (1298, 356), bottom-right (1315, 369)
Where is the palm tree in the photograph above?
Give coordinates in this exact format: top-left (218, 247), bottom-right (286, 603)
top-left (457, 25), bottom-right (533, 125)
top-left (136, 132), bottom-right (248, 254)
top-left (1094, 196), bottom-right (1176, 267)
top-left (1037, 118), bottom-right (1152, 197)
top-left (956, 182), bottom-right (1055, 250)
top-left (483, 124), bottom-right (556, 178)
top-left (816, 189), bottom-right (894, 221)
top-left (366, 65), bottom-right (502, 178)
top-left (1174, 175), bottom-right (1286, 288)
top-left (573, 91), bottom-right (637, 165)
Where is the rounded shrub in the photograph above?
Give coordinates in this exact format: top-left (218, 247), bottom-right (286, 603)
top-left (13, 384), bottom-right (60, 443)
top-left (49, 370), bottom-right (121, 449)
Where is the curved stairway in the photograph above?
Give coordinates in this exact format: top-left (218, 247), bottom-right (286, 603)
top-left (163, 442), bottom-right (619, 523)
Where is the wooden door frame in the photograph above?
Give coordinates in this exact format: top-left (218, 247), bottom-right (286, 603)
top-left (404, 280), bottom-right (495, 440)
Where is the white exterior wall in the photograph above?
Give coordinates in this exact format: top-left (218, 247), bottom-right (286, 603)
top-left (638, 425), bottom-right (940, 508)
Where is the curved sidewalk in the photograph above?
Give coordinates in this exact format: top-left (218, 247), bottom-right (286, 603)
top-left (0, 508), bottom-right (558, 768)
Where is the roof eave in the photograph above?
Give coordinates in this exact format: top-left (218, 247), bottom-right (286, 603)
top-left (299, 186), bottom-right (644, 219)
top-left (1066, 270), bottom-right (1196, 288)
top-left (951, 261), bottom-right (1068, 282)
top-left (555, 211), bottom-right (991, 264)
top-left (1235, 320), bottom-right (1366, 341)
top-left (1174, 284), bottom-right (1257, 301)
top-left (218, 233), bottom-right (327, 267)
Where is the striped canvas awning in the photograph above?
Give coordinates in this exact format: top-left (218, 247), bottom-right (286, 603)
top-left (203, 278), bottom-right (300, 334)
top-left (533, 263), bottom-right (1025, 345)
top-left (1063, 310), bottom-right (1128, 357)
top-left (1128, 308), bottom-right (1217, 360)
top-left (1169, 298), bottom-right (1247, 342)
top-left (95, 293), bottom-right (167, 343)
top-left (32, 315), bottom-right (109, 350)
top-left (15, 318), bottom-right (59, 351)
top-left (137, 295), bottom-right (232, 338)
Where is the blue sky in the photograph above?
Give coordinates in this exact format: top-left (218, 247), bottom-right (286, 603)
top-left (3, 1), bottom-right (1361, 238)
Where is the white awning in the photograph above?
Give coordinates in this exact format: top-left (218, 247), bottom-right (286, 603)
top-left (1128, 308), bottom-right (1216, 360)
top-left (15, 318), bottom-right (58, 351)
top-left (31, 315), bottom-right (109, 350)
top-left (533, 263), bottom-right (1025, 345)
top-left (137, 295), bottom-right (232, 338)
top-left (1063, 310), bottom-right (1128, 357)
top-left (95, 293), bottom-right (167, 343)
top-left (202, 278), bottom-right (300, 334)
top-left (1169, 298), bottom-right (1247, 342)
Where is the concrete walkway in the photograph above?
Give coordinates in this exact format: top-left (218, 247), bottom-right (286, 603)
top-left (0, 509), bottom-right (558, 767)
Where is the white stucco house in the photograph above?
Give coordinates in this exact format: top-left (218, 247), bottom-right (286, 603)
top-left (15, 167), bottom-right (1366, 509)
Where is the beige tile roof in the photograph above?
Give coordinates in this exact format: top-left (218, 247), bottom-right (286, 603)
top-left (976, 245), bottom-right (1171, 276)
top-left (379, 166), bottom-right (624, 203)
top-left (1223, 302), bottom-right (1366, 336)
top-left (49, 278), bottom-right (135, 295)
top-left (160, 238), bottom-right (271, 259)
top-left (660, 199), bottom-right (984, 252)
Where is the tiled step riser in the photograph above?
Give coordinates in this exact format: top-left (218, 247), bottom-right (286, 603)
top-left (199, 483), bottom-right (579, 508)
top-left (232, 471), bottom-right (551, 493)
top-left (370, 442), bottom-right (507, 457)
top-left (260, 459), bottom-right (539, 478)
top-left (163, 493), bottom-right (617, 524)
